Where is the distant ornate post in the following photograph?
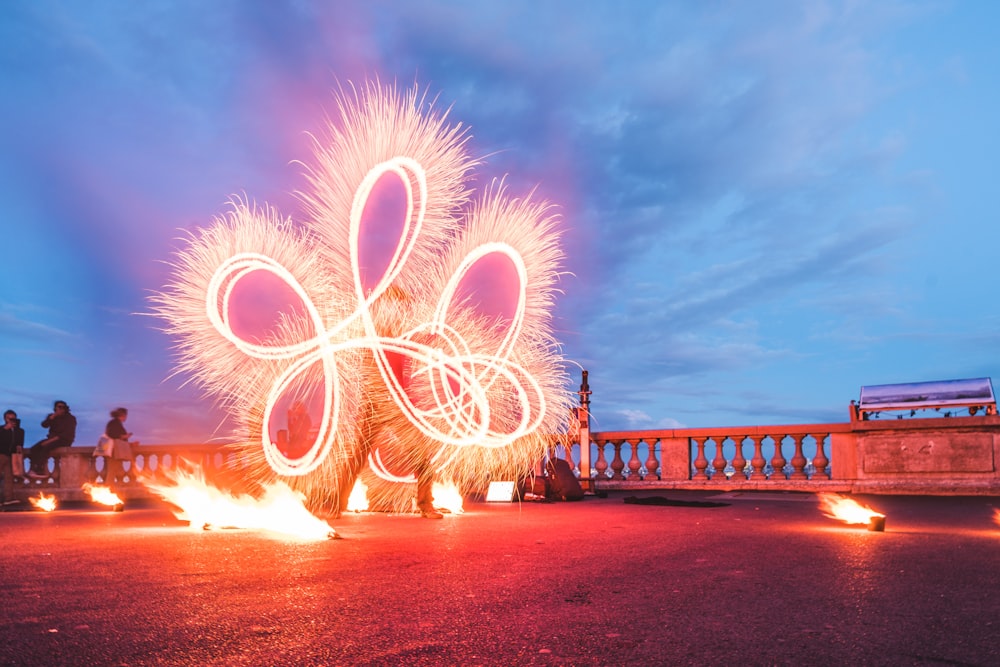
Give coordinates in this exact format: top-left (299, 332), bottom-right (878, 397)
top-left (811, 433), bottom-right (830, 479)
top-left (577, 370), bottom-right (592, 489)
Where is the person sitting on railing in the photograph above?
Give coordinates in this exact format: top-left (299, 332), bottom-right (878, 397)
top-left (27, 400), bottom-right (77, 479)
top-left (103, 407), bottom-right (139, 488)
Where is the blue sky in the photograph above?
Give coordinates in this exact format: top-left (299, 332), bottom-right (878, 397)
top-left (1, 0), bottom-right (998, 445)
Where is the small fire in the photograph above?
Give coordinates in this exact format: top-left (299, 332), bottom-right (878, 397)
top-left (29, 493), bottom-right (57, 512)
top-left (346, 478), bottom-right (369, 512)
top-left (432, 479), bottom-right (464, 514)
top-left (993, 508), bottom-right (1000, 529)
top-left (82, 483), bottom-right (124, 508)
top-left (144, 467), bottom-right (336, 540)
top-left (818, 493), bottom-right (884, 525)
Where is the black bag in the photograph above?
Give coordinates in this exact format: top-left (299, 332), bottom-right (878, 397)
top-left (545, 458), bottom-right (584, 501)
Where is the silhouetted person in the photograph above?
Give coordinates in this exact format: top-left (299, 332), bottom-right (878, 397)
top-left (27, 400), bottom-right (77, 478)
top-left (104, 407), bottom-right (138, 488)
top-left (1, 409), bottom-right (25, 506)
top-left (286, 401), bottom-right (313, 459)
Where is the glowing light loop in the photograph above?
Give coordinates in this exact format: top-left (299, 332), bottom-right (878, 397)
top-left (204, 157), bottom-right (547, 476)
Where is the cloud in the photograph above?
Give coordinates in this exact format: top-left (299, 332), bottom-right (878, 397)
top-left (0, 309), bottom-right (73, 342)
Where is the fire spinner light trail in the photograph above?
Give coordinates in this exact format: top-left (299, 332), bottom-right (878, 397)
top-left (151, 82), bottom-right (573, 515)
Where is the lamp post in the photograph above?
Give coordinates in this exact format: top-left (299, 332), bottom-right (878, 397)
top-left (577, 370), bottom-right (592, 493)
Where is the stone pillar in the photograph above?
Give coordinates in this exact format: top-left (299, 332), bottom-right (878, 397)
top-left (57, 450), bottom-right (93, 488)
top-left (829, 432), bottom-right (857, 481)
top-left (661, 437), bottom-right (691, 481)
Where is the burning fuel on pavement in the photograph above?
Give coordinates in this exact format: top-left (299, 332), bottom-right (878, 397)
top-left (818, 493), bottom-right (886, 531)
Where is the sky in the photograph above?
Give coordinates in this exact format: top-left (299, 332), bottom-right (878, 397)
top-left (1, 0), bottom-right (998, 446)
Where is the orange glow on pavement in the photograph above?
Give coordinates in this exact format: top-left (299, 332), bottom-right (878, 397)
top-left (818, 493), bottom-right (884, 525)
top-left (993, 508), bottom-right (1000, 529)
top-left (29, 493), bottom-right (57, 512)
top-left (144, 467), bottom-right (336, 540)
top-left (82, 483), bottom-right (124, 507)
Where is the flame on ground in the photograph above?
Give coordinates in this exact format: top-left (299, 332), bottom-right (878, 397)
top-left (432, 479), bottom-right (464, 514)
top-left (993, 508), bottom-right (1000, 529)
top-left (346, 478), bottom-right (369, 512)
top-left (818, 493), bottom-right (884, 525)
top-left (82, 483), bottom-right (123, 507)
top-left (143, 467), bottom-right (335, 540)
top-left (29, 493), bottom-right (57, 512)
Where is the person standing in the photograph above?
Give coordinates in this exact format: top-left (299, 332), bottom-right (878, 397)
top-left (104, 407), bottom-right (138, 488)
top-left (27, 400), bottom-right (77, 478)
top-left (1, 410), bottom-right (25, 507)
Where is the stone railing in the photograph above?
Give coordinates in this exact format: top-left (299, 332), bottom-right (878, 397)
top-left (15, 413), bottom-right (1000, 502)
top-left (15, 443), bottom-right (251, 502)
top-left (553, 414), bottom-right (1000, 495)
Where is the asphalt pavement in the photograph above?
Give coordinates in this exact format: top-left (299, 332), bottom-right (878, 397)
top-left (2, 490), bottom-right (999, 666)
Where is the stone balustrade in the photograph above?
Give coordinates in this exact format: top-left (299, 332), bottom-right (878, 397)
top-left (15, 443), bottom-right (251, 502)
top-left (13, 413), bottom-right (1000, 502)
top-left (554, 414), bottom-right (1000, 495)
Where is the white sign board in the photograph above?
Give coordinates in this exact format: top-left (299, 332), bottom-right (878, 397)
top-left (485, 481), bottom-right (516, 502)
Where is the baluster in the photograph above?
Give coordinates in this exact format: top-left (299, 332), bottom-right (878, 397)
top-left (789, 435), bottom-right (808, 479)
top-left (749, 436), bottom-right (766, 479)
top-left (811, 433), bottom-right (830, 480)
top-left (644, 439), bottom-right (660, 480)
top-left (594, 441), bottom-right (609, 480)
top-left (610, 440), bottom-right (625, 480)
top-left (692, 438), bottom-right (709, 480)
top-left (711, 438), bottom-right (728, 481)
top-left (565, 441), bottom-right (579, 476)
top-left (769, 434), bottom-right (787, 479)
top-left (627, 439), bottom-right (642, 480)
top-left (731, 436), bottom-right (747, 481)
